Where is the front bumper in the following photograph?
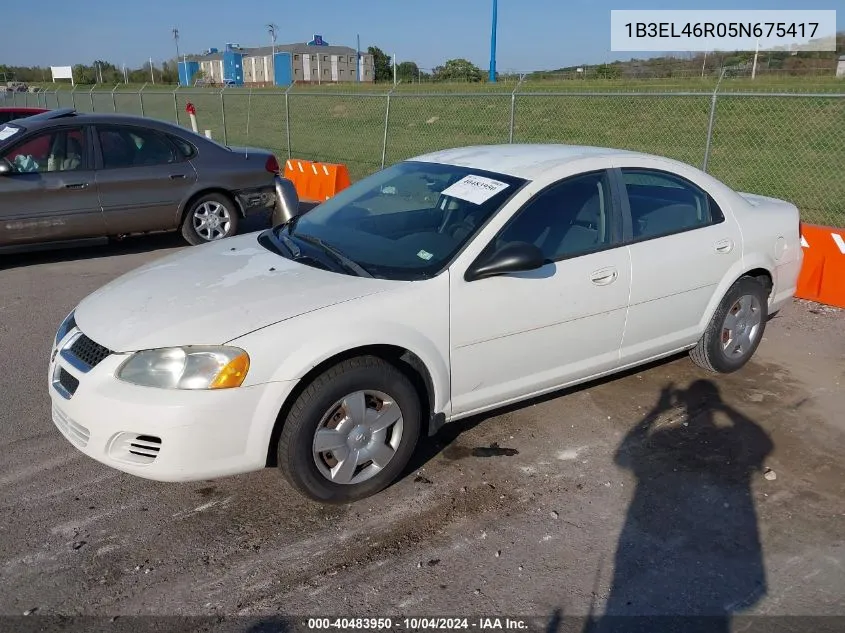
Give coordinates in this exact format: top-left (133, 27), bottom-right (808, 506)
top-left (47, 330), bottom-right (297, 482)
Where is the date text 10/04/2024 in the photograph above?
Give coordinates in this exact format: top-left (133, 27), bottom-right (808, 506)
top-left (306, 617), bottom-right (530, 630)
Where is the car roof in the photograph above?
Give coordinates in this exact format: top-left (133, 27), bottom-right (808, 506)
top-left (410, 143), bottom-right (653, 179)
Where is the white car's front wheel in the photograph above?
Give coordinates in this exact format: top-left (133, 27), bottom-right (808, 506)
top-left (277, 356), bottom-right (422, 503)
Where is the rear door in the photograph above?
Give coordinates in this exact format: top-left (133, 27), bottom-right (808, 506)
top-left (613, 164), bottom-right (743, 364)
top-left (0, 124), bottom-right (105, 246)
top-left (93, 124), bottom-right (198, 235)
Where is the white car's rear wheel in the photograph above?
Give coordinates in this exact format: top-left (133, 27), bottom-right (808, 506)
top-left (690, 276), bottom-right (769, 373)
top-left (277, 356), bottom-right (421, 503)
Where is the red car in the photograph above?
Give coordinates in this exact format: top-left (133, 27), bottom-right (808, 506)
top-left (0, 107), bottom-right (49, 125)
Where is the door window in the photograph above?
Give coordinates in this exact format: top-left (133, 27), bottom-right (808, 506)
top-left (621, 168), bottom-right (724, 240)
top-left (97, 126), bottom-right (179, 169)
top-left (2, 127), bottom-right (87, 173)
top-left (494, 170), bottom-right (614, 261)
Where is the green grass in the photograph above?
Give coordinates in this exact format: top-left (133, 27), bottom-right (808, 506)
top-left (9, 77), bottom-right (845, 227)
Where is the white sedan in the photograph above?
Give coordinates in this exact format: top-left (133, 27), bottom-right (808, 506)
top-left (48, 144), bottom-right (803, 503)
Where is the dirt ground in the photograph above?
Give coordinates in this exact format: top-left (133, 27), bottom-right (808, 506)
top-left (1, 229), bottom-right (843, 632)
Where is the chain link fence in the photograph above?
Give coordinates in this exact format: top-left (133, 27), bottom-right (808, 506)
top-left (6, 86), bottom-right (844, 227)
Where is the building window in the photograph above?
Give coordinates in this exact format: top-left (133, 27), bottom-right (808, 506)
top-left (338, 56), bottom-right (345, 63)
top-left (294, 54), bottom-right (300, 60)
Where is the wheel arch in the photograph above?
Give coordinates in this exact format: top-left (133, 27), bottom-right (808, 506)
top-left (698, 261), bottom-right (775, 336)
top-left (178, 187), bottom-right (245, 225)
top-left (264, 344), bottom-right (437, 468)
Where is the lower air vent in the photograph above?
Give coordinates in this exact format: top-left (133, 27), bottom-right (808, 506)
top-left (108, 433), bottom-right (163, 465)
top-left (57, 367), bottom-right (79, 397)
top-left (52, 406), bottom-right (90, 448)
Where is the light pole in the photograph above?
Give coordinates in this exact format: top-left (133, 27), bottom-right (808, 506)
top-left (268, 23), bottom-right (278, 56)
top-left (267, 23), bottom-right (279, 84)
top-left (173, 28), bottom-right (181, 84)
top-left (489, 0), bottom-right (498, 83)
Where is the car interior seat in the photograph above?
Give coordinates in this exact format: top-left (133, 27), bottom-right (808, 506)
top-left (531, 180), bottom-right (605, 257)
top-left (61, 137), bottom-right (83, 171)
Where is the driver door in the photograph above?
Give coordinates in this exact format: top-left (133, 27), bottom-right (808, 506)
top-left (0, 125), bottom-right (105, 246)
top-left (448, 169), bottom-right (632, 417)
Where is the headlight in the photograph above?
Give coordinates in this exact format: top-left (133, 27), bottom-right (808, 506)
top-left (55, 310), bottom-right (77, 345)
top-left (116, 346), bottom-right (250, 390)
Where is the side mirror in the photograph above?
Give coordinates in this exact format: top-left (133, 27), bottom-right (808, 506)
top-left (464, 241), bottom-right (546, 282)
top-left (271, 176), bottom-right (301, 225)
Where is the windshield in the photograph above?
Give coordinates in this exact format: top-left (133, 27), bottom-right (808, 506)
top-left (263, 160), bottom-right (527, 281)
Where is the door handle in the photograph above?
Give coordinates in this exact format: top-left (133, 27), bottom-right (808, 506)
top-left (714, 238), bottom-right (734, 253)
top-left (64, 183), bottom-right (89, 189)
top-left (169, 174), bottom-right (187, 180)
top-left (590, 267), bottom-right (618, 286)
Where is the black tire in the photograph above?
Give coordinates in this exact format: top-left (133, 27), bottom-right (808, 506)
top-left (180, 193), bottom-right (239, 246)
top-left (277, 356), bottom-right (421, 504)
top-left (690, 276), bottom-right (769, 374)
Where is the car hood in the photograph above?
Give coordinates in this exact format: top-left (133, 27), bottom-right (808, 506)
top-left (73, 233), bottom-right (396, 352)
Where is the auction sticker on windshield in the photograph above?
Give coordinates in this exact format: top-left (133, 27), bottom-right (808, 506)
top-left (0, 125), bottom-right (20, 141)
top-left (442, 175), bottom-right (510, 205)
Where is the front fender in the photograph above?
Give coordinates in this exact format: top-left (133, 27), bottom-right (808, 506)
top-left (229, 276), bottom-right (453, 417)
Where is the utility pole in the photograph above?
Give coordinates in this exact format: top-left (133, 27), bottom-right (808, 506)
top-left (393, 53), bottom-right (397, 86)
top-left (173, 27), bottom-right (181, 84)
top-left (150, 57), bottom-right (155, 84)
top-left (489, 0), bottom-right (498, 83)
top-left (356, 33), bottom-right (360, 83)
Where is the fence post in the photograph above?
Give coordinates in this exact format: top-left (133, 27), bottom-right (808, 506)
top-left (173, 89), bottom-right (179, 122)
top-left (509, 73), bottom-right (526, 144)
top-left (285, 82), bottom-right (294, 159)
top-left (139, 82), bottom-right (147, 116)
top-left (220, 89), bottom-right (227, 145)
top-left (245, 88), bottom-right (253, 147)
top-left (70, 85), bottom-right (78, 110)
top-left (702, 69), bottom-right (726, 173)
top-left (381, 87), bottom-right (396, 169)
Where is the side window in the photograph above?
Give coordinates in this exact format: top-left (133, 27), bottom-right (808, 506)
top-left (621, 168), bottom-right (724, 240)
top-left (98, 126), bottom-right (177, 168)
top-left (2, 127), bottom-right (87, 173)
top-left (167, 134), bottom-right (196, 159)
top-left (495, 171), bottom-right (614, 261)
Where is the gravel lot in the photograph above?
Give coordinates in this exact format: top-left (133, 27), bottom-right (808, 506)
top-left (1, 224), bottom-right (843, 632)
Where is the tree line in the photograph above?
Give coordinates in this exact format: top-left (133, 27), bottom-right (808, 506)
top-left (4, 32), bottom-right (841, 86)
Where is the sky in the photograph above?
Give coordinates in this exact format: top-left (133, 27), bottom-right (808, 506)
top-left (1, 0), bottom-right (842, 72)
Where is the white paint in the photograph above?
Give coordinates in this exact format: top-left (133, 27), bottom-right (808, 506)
top-left (47, 145), bottom-right (803, 485)
top-left (832, 233), bottom-right (845, 254)
top-left (801, 235), bottom-right (809, 248)
top-left (302, 55), bottom-right (311, 81)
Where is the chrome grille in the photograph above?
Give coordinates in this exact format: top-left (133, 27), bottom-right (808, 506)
top-left (66, 334), bottom-right (112, 370)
